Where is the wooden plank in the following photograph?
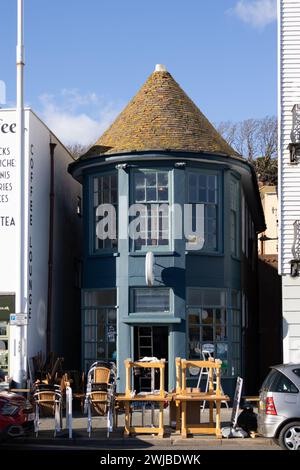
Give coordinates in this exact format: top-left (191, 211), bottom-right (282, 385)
top-left (128, 427), bottom-right (162, 434)
top-left (116, 395), bottom-right (171, 402)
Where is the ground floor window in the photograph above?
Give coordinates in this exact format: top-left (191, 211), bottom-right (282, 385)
top-left (82, 289), bottom-right (117, 372)
top-left (187, 288), bottom-right (241, 377)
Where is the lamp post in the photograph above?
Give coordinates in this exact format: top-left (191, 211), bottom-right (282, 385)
top-left (12, 0), bottom-right (26, 387)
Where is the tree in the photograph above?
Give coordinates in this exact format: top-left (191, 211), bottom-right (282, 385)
top-left (66, 143), bottom-right (90, 160)
top-left (216, 115), bottom-right (278, 185)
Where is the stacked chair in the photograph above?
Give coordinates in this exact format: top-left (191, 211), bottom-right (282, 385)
top-left (33, 383), bottom-right (63, 437)
top-left (84, 361), bottom-right (117, 438)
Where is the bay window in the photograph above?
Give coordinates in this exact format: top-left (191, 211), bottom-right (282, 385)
top-left (187, 288), bottom-right (241, 376)
top-left (131, 169), bottom-right (170, 251)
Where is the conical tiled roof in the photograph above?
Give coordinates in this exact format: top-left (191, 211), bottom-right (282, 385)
top-left (82, 66), bottom-right (239, 159)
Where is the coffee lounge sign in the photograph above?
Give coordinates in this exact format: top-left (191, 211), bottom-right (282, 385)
top-left (0, 117), bottom-right (17, 226)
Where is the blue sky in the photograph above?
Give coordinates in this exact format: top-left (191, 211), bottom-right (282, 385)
top-left (0, 0), bottom-right (277, 145)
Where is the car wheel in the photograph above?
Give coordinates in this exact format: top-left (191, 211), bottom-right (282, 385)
top-left (278, 421), bottom-right (300, 451)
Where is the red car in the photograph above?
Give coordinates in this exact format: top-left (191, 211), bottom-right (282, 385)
top-left (0, 391), bottom-right (34, 441)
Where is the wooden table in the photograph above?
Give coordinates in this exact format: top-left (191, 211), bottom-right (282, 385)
top-left (116, 394), bottom-right (172, 437)
top-left (174, 393), bottom-right (230, 438)
top-left (243, 396), bottom-right (260, 408)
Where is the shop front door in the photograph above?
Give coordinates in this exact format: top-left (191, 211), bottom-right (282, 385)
top-left (134, 326), bottom-right (168, 392)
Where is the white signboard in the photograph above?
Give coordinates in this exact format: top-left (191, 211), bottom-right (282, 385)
top-left (231, 376), bottom-right (243, 428)
top-left (0, 110), bottom-right (18, 292)
top-left (10, 313), bottom-right (28, 326)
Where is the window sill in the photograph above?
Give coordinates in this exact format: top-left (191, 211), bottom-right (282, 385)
top-left (123, 313), bottom-right (181, 324)
top-left (185, 251), bottom-right (224, 257)
top-left (89, 251), bottom-right (120, 258)
top-left (129, 251), bottom-right (179, 257)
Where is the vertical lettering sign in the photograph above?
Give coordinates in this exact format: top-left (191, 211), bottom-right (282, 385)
top-left (0, 111), bottom-right (17, 291)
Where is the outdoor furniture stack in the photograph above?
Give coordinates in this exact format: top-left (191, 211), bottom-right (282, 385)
top-left (116, 358), bottom-right (171, 437)
top-left (174, 357), bottom-right (230, 438)
top-left (84, 361), bottom-right (117, 438)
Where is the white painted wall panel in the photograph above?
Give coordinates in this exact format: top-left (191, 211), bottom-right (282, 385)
top-left (279, 0), bottom-right (300, 275)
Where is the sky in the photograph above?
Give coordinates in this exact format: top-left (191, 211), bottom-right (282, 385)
top-left (0, 0), bottom-right (277, 146)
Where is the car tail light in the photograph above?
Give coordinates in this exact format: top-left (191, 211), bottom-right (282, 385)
top-left (266, 397), bottom-right (277, 415)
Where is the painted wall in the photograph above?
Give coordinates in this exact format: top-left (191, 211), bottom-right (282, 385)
top-left (258, 186), bottom-right (278, 255)
top-left (278, 0), bottom-right (300, 363)
top-left (0, 108), bottom-right (82, 376)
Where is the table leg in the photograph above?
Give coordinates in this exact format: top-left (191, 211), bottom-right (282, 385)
top-left (181, 401), bottom-right (187, 438)
top-left (216, 400), bottom-right (222, 439)
top-left (176, 400), bottom-right (181, 433)
top-left (124, 402), bottom-right (130, 437)
top-left (209, 401), bottom-right (214, 427)
top-left (158, 402), bottom-right (164, 437)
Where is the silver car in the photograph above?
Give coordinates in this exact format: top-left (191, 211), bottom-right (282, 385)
top-left (258, 364), bottom-right (300, 450)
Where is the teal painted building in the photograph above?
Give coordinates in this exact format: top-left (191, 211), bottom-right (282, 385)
top-left (69, 66), bottom-right (265, 395)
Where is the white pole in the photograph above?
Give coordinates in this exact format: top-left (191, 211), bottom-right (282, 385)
top-left (12, 0), bottom-right (26, 387)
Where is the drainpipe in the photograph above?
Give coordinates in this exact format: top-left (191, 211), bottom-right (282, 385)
top-left (46, 142), bottom-right (56, 355)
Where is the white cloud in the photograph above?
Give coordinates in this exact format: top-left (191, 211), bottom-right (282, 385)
top-left (38, 89), bottom-right (122, 146)
top-left (231, 0), bottom-right (277, 29)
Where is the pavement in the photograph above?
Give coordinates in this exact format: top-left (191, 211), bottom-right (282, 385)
top-left (0, 407), bottom-right (281, 451)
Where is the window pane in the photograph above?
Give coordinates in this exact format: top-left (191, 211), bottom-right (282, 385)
top-left (85, 343), bottom-right (97, 359)
top-left (187, 288), bottom-right (202, 306)
top-left (232, 327), bottom-right (240, 341)
top-left (216, 324), bottom-right (227, 341)
top-left (158, 172), bottom-right (168, 186)
top-left (232, 310), bottom-right (240, 326)
top-left (188, 312), bottom-right (200, 325)
top-left (216, 343), bottom-right (228, 364)
top-left (202, 290), bottom-right (221, 306)
top-left (84, 309), bottom-right (97, 325)
top-left (83, 290), bottom-right (116, 307)
top-left (232, 343), bottom-right (240, 359)
top-left (189, 327), bottom-right (201, 358)
top-left (201, 308), bottom-right (213, 324)
top-left (202, 326), bottom-right (213, 341)
top-left (158, 187), bottom-right (168, 201)
top-left (85, 325), bottom-right (97, 341)
top-left (146, 172), bottom-right (156, 187)
top-left (216, 309), bottom-right (226, 324)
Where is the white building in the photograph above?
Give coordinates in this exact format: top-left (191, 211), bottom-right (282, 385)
top-left (278, 0), bottom-right (300, 363)
top-left (0, 108), bottom-right (82, 381)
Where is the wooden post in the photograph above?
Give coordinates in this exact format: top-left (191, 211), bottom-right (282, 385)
top-left (216, 365), bottom-right (221, 397)
top-left (125, 359), bottom-right (131, 397)
top-left (175, 357), bottom-right (181, 393)
top-left (209, 401), bottom-right (214, 426)
top-left (160, 360), bottom-right (165, 398)
top-left (158, 402), bottom-right (164, 437)
top-left (124, 401), bottom-right (130, 436)
top-left (181, 401), bottom-right (187, 438)
top-left (216, 400), bottom-right (221, 438)
top-left (181, 360), bottom-right (186, 393)
top-left (208, 365), bottom-right (214, 393)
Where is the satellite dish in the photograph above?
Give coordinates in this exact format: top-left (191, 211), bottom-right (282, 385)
top-left (145, 252), bottom-right (154, 286)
